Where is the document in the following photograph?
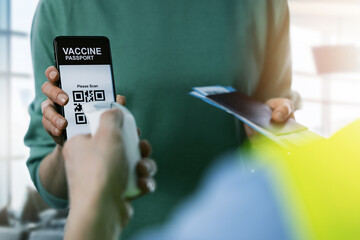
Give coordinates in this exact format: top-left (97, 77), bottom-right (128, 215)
top-left (190, 86), bottom-right (324, 149)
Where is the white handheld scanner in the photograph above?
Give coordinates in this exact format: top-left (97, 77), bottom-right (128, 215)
top-left (83, 102), bottom-right (141, 197)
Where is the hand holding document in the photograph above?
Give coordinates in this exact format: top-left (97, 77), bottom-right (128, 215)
top-left (190, 86), bottom-right (324, 149)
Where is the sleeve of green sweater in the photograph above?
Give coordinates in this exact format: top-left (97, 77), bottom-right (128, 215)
top-left (24, 0), bottom-right (69, 209)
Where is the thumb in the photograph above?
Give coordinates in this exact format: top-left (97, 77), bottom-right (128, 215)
top-left (272, 102), bottom-right (293, 122)
top-left (95, 108), bottom-right (124, 140)
top-left (266, 98), bottom-right (294, 123)
top-left (116, 95), bottom-right (126, 106)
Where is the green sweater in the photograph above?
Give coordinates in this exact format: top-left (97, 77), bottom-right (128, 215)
top-left (25, 0), bottom-right (292, 238)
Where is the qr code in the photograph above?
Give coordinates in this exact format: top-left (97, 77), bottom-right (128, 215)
top-left (72, 90), bottom-right (106, 124)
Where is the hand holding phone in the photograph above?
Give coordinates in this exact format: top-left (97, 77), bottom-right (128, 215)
top-left (53, 36), bottom-right (116, 140)
top-left (41, 66), bottom-right (69, 145)
top-left (40, 37), bottom-right (156, 202)
top-left (41, 66), bottom-right (124, 145)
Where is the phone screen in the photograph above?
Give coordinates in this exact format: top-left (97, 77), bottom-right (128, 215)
top-left (53, 36), bottom-right (116, 139)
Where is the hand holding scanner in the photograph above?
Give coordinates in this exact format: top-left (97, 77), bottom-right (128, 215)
top-left (83, 102), bottom-right (141, 198)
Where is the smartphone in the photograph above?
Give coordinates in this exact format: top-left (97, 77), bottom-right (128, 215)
top-left (53, 36), bottom-right (116, 140)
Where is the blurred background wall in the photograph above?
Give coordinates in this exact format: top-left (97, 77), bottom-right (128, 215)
top-left (0, 0), bottom-right (360, 213)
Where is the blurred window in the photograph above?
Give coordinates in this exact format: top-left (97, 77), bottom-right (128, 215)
top-left (289, 0), bottom-right (360, 137)
top-left (0, 0), bottom-right (38, 211)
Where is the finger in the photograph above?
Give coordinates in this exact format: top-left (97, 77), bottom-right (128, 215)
top-left (137, 177), bottom-right (156, 194)
top-left (266, 98), bottom-right (294, 123)
top-left (95, 109), bottom-right (124, 140)
top-left (42, 116), bottom-right (64, 145)
top-left (272, 103), bottom-right (293, 122)
top-left (45, 66), bottom-right (60, 83)
top-left (116, 95), bottom-right (126, 106)
top-left (266, 98), bottom-right (294, 111)
top-left (41, 100), bottom-right (68, 130)
top-left (119, 201), bottom-right (133, 228)
top-left (136, 158), bottom-right (157, 178)
top-left (41, 81), bottom-right (69, 106)
top-left (42, 117), bottom-right (62, 137)
top-left (125, 177), bottom-right (156, 201)
top-left (139, 140), bottom-right (152, 158)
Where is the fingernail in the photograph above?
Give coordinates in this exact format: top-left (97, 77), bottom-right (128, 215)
top-left (49, 71), bottom-right (57, 80)
top-left (41, 101), bottom-right (48, 113)
top-left (143, 160), bottom-right (151, 171)
top-left (147, 180), bottom-right (156, 192)
top-left (275, 112), bottom-right (283, 121)
top-left (145, 161), bottom-right (156, 176)
top-left (56, 118), bottom-right (66, 128)
top-left (57, 93), bottom-right (68, 104)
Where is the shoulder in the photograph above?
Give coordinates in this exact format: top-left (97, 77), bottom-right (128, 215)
top-left (37, 0), bottom-right (72, 6)
top-left (36, 0), bottom-right (63, 9)
top-left (37, 0), bottom-right (92, 9)
top-left (34, 0), bottom-right (65, 20)
top-left (35, 0), bottom-right (97, 24)
top-left (35, 0), bottom-right (81, 15)
top-left (33, 0), bottom-right (86, 31)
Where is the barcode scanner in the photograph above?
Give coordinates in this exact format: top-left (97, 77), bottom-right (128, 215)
top-left (83, 102), bottom-right (141, 198)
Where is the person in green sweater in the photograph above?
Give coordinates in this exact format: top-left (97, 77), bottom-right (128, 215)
top-left (25, 0), bottom-right (298, 238)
